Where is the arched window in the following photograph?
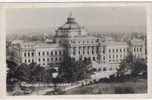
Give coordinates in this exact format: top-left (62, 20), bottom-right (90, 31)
top-left (140, 48), bottom-right (142, 52)
top-left (120, 49), bottom-right (122, 52)
top-left (113, 49), bottom-right (115, 53)
top-left (55, 57), bottom-right (58, 61)
top-left (109, 49), bottom-right (111, 53)
top-left (103, 67), bottom-right (106, 71)
top-left (47, 51), bottom-right (49, 56)
top-left (59, 51), bottom-right (62, 55)
top-left (43, 51), bottom-right (45, 56)
top-left (24, 52), bottom-right (26, 57)
top-left (55, 51), bottom-right (57, 55)
top-left (51, 51), bottom-right (53, 56)
top-left (59, 57), bottom-right (62, 61)
top-left (134, 48), bottom-right (136, 52)
top-left (116, 49), bottom-right (118, 52)
top-left (28, 52), bottom-right (30, 57)
top-left (31, 52), bottom-right (34, 56)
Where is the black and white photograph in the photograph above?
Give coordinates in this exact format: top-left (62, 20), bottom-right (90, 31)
top-left (5, 5), bottom-right (147, 96)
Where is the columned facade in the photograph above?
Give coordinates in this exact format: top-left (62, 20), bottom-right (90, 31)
top-left (11, 15), bottom-right (146, 72)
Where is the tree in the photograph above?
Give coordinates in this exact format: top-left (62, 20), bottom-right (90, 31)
top-left (59, 55), bottom-right (93, 82)
top-left (117, 60), bottom-right (128, 77)
top-left (131, 58), bottom-right (147, 77)
top-left (117, 52), bottom-right (147, 78)
top-left (15, 63), bottom-right (31, 82)
top-left (117, 52), bottom-right (134, 77)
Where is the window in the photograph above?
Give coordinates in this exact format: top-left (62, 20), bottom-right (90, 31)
top-left (32, 52), bottom-right (34, 56)
top-left (113, 49), bottom-right (115, 53)
top-left (38, 58), bottom-right (41, 62)
top-left (59, 57), bottom-right (62, 61)
top-left (116, 49), bottom-right (118, 52)
top-left (103, 67), bottom-right (106, 71)
top-left (109, 49), bottom-right (111, 53)
top-left (47, 58), bottom-right (49, 62)
top-left (59, 51), bottom-right (62, 55)
top-left (55, 57), bottom-right (58, 61)
top-left (140, 48), bottom-right (142, 52)
top-left (32, 59), bottom-right (34, 62)
top-left (109, 55), bottom-right (111, 58)
top-left (137, 48), bottom-right (139, 52)
top-left (25, 59), bottom-right (27, 63)
top-left (51, 51), bottom-right (53, 56)
top-left (83, 51), bottom-right (85, 55)
top-left (47, 51), bottom-right (49, 55)
top-left (123, 48), bottom-right (125, 52)
top-left (43, 58), bottom-right (45, 61)
top-left (43, 52), bottom-right (45, 56)
top-left (134, 48), bottom-right (136, 52)
top-left (87, 51), bottom-right (89, 55)
top-left (120, 49), bottom-right (122, 52)
top-left (51, 58), bottom-right (53, 61)
top-left (103, 50), bottom-right (105, 53)
top-left (28, 52), bottom-right (30, 57)
top-left (73, 47), bottom-right (76, 55)
top-left (55, 51), bottom-right (57, 55)
top-left (38, 52), bottom-right (40, 56)
top-left (92, 51), bottom-right (94, 54)
top-left (96, 47), bottom-right (98, 53)
top-left (93, 57), bottom-right (96, 61)
top-left (24, 53), bottom-right (26, 57)
top-left (127, 48), bottom-right (129, 52)
top-left (28, 59), bottom-right (30, 63)
top-left (103, 56), bottom-right (105, 60)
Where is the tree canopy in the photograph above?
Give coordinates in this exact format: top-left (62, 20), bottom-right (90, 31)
top-left (117, 52), bottom-right (147, 77)
top-left (59, 56), bottom-right (93, 82)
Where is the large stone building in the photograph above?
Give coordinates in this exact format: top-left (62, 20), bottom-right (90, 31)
top-left (10, 14), bottom-right (146, 72)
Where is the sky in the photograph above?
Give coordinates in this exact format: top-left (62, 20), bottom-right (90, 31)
top-left (6, 7), bottom-right (146, 35)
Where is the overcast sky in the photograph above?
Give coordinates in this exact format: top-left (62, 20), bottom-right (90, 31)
top-left (6, 7), bottom-right (146, 35)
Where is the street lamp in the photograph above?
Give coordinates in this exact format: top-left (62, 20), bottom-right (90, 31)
top-left (52, 71), bottom-right (58, 94)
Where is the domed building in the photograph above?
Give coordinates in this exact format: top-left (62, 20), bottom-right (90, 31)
top-left (55, 14), bottom-right (87, 38)
top-left (10, 13), bottom-right (146, 74)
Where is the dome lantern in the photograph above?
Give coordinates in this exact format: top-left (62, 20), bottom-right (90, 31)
top-left (55, 13), bottom-right (87, 37)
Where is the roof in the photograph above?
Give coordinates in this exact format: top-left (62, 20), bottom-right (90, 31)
top-left (55, 15), bottom-right (83, 37)
top-left (104, 41), bottom-right (128, 47)
top-left (130, 39), bottom-right (144, 46)
top-left (34, 43), bottom-right (63, 48)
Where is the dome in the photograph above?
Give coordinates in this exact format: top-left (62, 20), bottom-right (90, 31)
top-left (55, 14), bottom-right (83, 37)
top-left (59, 17), bottom-right (81, 30)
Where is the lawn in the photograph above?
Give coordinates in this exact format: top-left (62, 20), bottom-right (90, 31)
top-left (63, 79), bottom-right (147, 94)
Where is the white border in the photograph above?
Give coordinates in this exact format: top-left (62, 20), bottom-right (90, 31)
top-left (0, 2), bottom-right (152, 99)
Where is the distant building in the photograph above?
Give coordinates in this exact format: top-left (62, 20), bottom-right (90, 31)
top-left (10, 14), bottom-right (146, 72)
